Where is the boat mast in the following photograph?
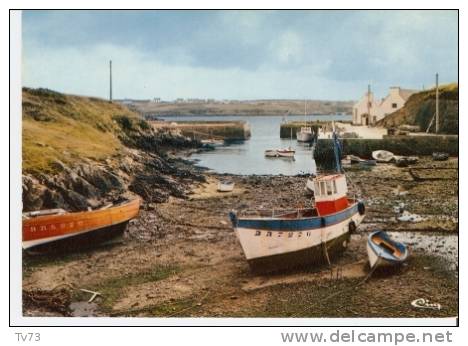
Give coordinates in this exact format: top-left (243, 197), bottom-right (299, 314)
top-left (304, 99), bottom-right (307, 127)
top-left (332, 122), bottom-right (342, 173)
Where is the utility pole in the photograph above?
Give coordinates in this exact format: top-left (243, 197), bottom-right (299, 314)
top-left (367, 84), bottom-right (371, 125)
top-left (109, 60), bottom-right (113, 103)
top-left (435, 73), bottom-right (439, 133)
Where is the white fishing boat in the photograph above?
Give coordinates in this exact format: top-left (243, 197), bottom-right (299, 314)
top-left (217, 180), bottom-right (235, 192)
top-left (367, 230), bottom-right (409, 269)
top-left (296, 99), bottom-right (314, 142)
top-left (372, 150), bottom-right (394, 163)
top-left (230, 131), bottom-right (365, 272)
top-left (297, 127), bottom-right (313, 142)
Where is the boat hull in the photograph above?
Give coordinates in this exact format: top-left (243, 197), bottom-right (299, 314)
top-left (265, 150), bottom-right (278, 157)
top-left (296, 131), bottom-right (313, 142)
top-left (372, 150), bottom-right (394, 163)
top-left (246, 232), bottom-right (350, 273)
top-left (366, 242), bottom-right (407, 269)
top-left (24, 222), bottom-right (129, 254)
top-left (277, 151), bottom-right (295, 157)
top-left (232, 202), bottom-right (364, 272)
top-left (366, 231), bottom-right (409, 269)
top-left (22, 198), bottom-right (141, 252)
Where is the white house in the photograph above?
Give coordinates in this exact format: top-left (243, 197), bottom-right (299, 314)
top-left (353, 86), bottom-right (418, 125)
top-left (352, 88), bottom-right (381, 126)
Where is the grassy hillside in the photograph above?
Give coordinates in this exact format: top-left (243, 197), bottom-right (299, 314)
top-left (377, 83), bottom-right (458, 134)
top-left (22, 88), bottom-right (144, 174)
top-left (134, 99), bottom-right (354, 116)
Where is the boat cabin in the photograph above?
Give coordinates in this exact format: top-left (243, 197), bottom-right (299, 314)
top-left (312, 174), bottom-right (349, 215)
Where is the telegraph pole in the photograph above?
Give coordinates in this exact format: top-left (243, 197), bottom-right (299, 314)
top-left (435, 73), bottom-right (439, 133)
top-left (109, 60), bottom-right (113, 103)
top-left (367, 84), bottom-right (371, 125)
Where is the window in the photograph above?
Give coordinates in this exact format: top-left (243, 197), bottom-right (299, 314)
top-left (314, 182), bottom-right (320, 196)
top-left (333, 181), bottom-right (338, 194)
top-left (326, 181), bottom-right (333, 195)
top-left (392, 103), bottom-right (398, 108)
top-left (320, 182), bottom-right (326, 196)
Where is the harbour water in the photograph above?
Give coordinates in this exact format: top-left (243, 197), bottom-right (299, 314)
top-left (161, 114), bottom-right (352, 175)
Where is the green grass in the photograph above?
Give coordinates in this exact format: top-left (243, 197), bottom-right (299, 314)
top-left (83, 264), bottom-right (180, 312)
top-left (378, 83), bottom-right (458, 134)
top-left (22, 88), bottom-right (143, 174)
top-left (22, 250), bottom-right (92, 279)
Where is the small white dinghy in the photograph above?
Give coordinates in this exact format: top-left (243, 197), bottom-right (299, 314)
top-left (217, 180), bottom-right (235, 192)
top-left (367, 230), bottom-right (409, 269)
top-left (276, 147), bottom-right (295, 158)
top-left (264, 149), bottom-right (278, 157)
top-left (372, 150), bottom-right (394, 163)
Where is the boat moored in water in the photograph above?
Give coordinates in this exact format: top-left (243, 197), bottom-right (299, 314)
top-left (366, 230), bottom-right (409, 269)
top-left (296, 100), bottom-right (314, 142)
top-left (276, 147), bottom-right (296, 158)
top-left (265, 149), bottom-right (278, 157)
top-left (296, 127), bottom-right (313, 142)
top-left (201, 139), bottom-right (225, 147)
top-left (22, 198), bottom-right (141, 253)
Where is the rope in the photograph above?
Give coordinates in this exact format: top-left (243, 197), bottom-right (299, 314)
top-left (291, 256), bottom-right (381, 317)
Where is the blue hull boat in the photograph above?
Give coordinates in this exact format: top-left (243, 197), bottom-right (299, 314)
top-left (367, 230), bottom-right (409, 269)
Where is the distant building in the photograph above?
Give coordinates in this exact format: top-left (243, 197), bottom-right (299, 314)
top-left (352, 87), bottom-right (381, 126)
top-left (353, 86), bottom-right (418, 125)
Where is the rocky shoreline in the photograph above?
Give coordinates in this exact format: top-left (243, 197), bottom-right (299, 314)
top-left (22, 132), bottom-right (206, 212)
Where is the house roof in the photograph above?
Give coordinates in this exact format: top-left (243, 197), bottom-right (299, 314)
top-left (398, 88), bottom-right (418, 101)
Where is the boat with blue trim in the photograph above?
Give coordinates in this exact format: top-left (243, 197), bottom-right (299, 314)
top-left (229, 127), bottom-right (365, 272)
top-left (366, 230), bottom-right (409, 269)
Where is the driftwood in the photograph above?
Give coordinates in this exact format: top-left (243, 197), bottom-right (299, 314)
top-left (79, 288), bottom-right (102, 302)
top-left (23, 288), bottom-right (71, 316)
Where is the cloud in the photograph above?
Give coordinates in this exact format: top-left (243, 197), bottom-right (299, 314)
top-left (22, 10), bottom-right (458, 100)
top-left (270, 30), bottom-right (304, 65)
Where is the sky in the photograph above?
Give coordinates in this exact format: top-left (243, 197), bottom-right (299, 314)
top-left (22, 10), bottom-right (458, 101)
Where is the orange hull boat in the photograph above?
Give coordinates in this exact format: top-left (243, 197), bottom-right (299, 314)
top-left (22, 198), bottom-right (141, 252)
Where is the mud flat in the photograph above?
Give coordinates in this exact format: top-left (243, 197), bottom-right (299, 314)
top-left (22, 158), bottom-right (458, 318)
